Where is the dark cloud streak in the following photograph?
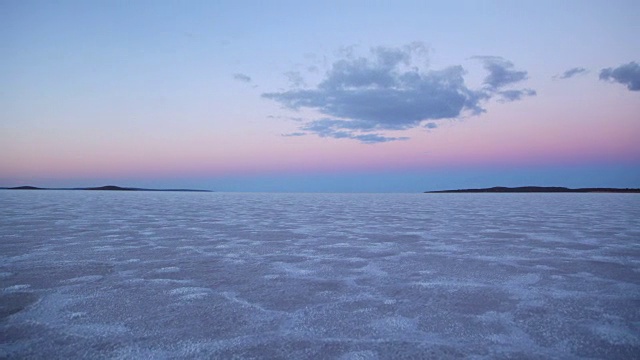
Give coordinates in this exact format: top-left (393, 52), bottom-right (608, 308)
top-left (498, 89), bottom-right (536, 102)
top-left (554, 67), bottom-right (588, 79)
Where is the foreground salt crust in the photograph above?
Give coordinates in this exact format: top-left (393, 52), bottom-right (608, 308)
top-left (1, 191), bottom-right (639, 359)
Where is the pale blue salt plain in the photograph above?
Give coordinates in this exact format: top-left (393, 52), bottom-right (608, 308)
top-left (1, 191), bottom-right (639, 359)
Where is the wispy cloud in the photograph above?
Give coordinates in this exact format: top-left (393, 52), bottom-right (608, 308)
top-left (281, 132), bottom-right (306, 137)
top-left (600, 62), bottom-right (640, 91)
top-left (284, 71), bottom-right (306, 87)
top-left (233, 73), bottom-right (252, 83)
top-left (300, 118), bottom-right (409, 143)
top-left (473, 56), bottom-right (536, 102)
top-left (497, 89), bottom-right (537, 102)
top-left (554, 67), bottom-right (588, 79)
top-left (263, 44), bottom-right (534, 143)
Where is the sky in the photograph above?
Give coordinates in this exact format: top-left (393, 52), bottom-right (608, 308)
top-left (1, 0), bottom-right (639, 192)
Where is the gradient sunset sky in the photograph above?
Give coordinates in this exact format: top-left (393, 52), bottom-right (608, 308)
top-left (2, 0), bottom-right (639, 192)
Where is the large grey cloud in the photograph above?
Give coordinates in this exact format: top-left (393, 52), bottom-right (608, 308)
top-left (264, 45), bottom-right (534, 143)
top-left (600, 62), bottom-right (640, 91)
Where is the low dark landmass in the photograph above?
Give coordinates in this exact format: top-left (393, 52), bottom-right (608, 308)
top-left (425, 186), bottom-right (640, 193)
top-left (7, 185), bottom-right (42, 190)
top-left (1, 185), bottom-right (212, 192)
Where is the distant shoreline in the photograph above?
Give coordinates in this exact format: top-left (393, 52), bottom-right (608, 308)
top-left (0, 185), bottom-right (212, 192)
top-left (2, 185), bottom-right (638, 194)
top-left (425, 186), bottom-right (640, 193)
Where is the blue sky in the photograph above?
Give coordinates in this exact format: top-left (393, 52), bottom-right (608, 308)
top-left (1, 0), bottom-right (639, 191)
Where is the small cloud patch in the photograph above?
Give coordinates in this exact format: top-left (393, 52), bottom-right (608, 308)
top-left (554, 67), bottom-right (588, 79)
top-left (498, 89), bottom-right (537, 102)
top-left (600, 62), bottom-right (640, 91)
top-left (474, 56), bottom-right (529, 90)
top-left (284, 71), bottom-right (306, 87)
top-left (233, 73), bottom-right (252, 83)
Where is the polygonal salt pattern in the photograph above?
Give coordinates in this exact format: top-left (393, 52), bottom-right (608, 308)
top-left (1, 191), bottom-right (639, 358)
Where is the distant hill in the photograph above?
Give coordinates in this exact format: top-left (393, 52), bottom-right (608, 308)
top-left (7, 185), bottom-right (43, 190)
top-left (81, 185), bottom-right (138, 191)
top-left (1, 185), bottom-right (212, 192)
top-left (425, 186), bottom-right (640, 193)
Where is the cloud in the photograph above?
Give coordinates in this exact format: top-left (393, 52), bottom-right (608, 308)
top-left (281, 132), bottom-right (306, 137)
top-left (472, 56), bottom-right (535, 103)
top-left (263, 44), bottom-right (534, 143)
top-left (284, 71), bottom-right (306, 87)
top-left (474, 56), bottom-right (528, 89)
top-left (352, 133), bottom-right (409, 144)
top-left (233, 73), bottom-right (252, 83)
top-left (301, 119), bottom-right (408, 143)
top-left (554, 67), bottom-right (588, 79)
top-left (498, 89), bottom-right (537, 102)
top-left (599, 62), bottom-right (640, 91)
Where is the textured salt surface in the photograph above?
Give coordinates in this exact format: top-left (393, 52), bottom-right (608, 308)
top-left (1, 191), bottom-right (639, 359)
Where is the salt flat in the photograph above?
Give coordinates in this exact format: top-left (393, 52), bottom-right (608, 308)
top-left (1, 192), bottom-right (639, 359)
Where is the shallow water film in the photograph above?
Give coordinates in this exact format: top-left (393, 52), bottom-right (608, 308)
top-left (1, 192), bottom-right (639, 359)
